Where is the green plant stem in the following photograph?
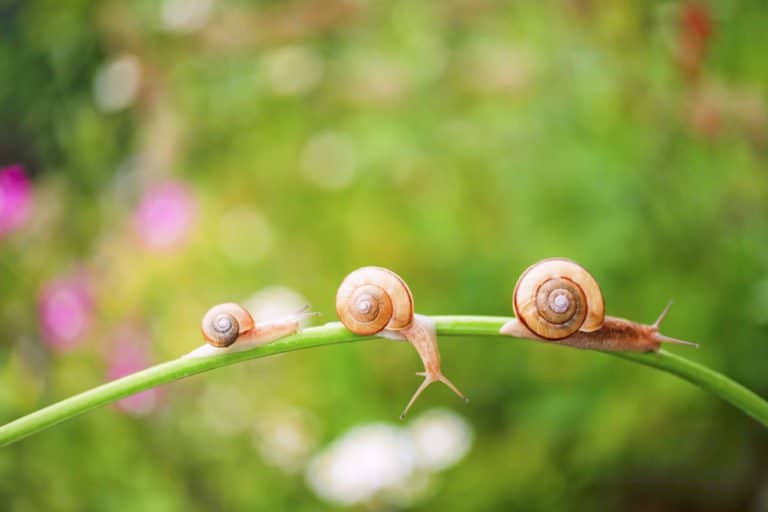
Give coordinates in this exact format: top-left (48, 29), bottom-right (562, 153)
top-left (1, 316), bottom-right (766, 447)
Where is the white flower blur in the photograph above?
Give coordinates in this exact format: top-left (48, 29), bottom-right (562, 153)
top-left (243, 286), bottom-right (310, 325)
top-left (408, 408), bottom-right (473, 471)
top-left (162, 0), bottom-right (213, 33)
top-left (93, 55), bottom-right (141, 112)
top-left (306, 424), bottom-right (416, 506)
top-left (305, 410), bottom-right (473, 506)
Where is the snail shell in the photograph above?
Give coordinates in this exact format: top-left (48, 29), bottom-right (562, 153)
top-left (336, 267), bottom-right (414, 335)
top-left (513, 258), bottom-right (605, 340)
top-left (201, 303), bottom-right (255, 347)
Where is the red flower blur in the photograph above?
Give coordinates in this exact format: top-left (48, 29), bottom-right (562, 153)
top-left (677, 2), bottom-right (713, 82)
top-left (133, 181), bottom-right (197, 252)
top-left (38, 270), bottom-right (94, 352)
top-left (107, 323), bottom-right (162, 415)
top-left (0, 164), bottom-right (33, 237)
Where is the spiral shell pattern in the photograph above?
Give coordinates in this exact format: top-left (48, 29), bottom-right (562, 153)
top-left (201, 302), bottom-right (255, 347)
top-left (513, 258), bottom-right (605, 340)
top-left (336, 267), bottom-right (414, 335)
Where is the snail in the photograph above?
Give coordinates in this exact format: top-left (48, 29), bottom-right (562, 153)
top-left (499, 258), bottom-right (699, 352)
top-left (336, 266), bottom-right (467, 418)
top-left (185, 302), bottom-right (314, 358)
top-left (201, 302), bottom-right (255, 347)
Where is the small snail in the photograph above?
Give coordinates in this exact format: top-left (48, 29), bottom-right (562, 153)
top-left (201, 303), bottom-right (255, 347)
top-left (336, 266), bottom-right (467, 418)
top-left (187, 302), bottom-right (312, 358)
top-left (499, 258), bottom-right (699, 352)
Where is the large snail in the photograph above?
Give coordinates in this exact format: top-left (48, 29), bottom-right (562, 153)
top-left (499, 258), bottom-right (698, 352)
top-left (336, 266), bottom-right (467, 418)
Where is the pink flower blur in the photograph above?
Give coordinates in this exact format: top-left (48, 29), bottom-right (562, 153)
top-left (0, 164), bottom-right (33, 237)
top-left (38, 271), bottom-right (94, 352)
top-left (133, 181), bottom-right (197, 252)
top-left (108, 324), bottom-right (160, 415)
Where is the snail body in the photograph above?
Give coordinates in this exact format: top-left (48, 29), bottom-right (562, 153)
top-left (336, 266), bottom-right (467, 418)
top-left (500, 258), bottom-right (698, 352)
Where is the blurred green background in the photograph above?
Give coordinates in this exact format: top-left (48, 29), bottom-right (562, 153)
top-left (1, 0), bottom-right (768, 510)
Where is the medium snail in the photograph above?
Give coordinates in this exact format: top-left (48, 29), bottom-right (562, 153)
top-left (186, 302), bottom-right (312, 358)
top-left (499, 258), bottom-right (699, 352)
top-left (336, 266), bottom-right (467, 418)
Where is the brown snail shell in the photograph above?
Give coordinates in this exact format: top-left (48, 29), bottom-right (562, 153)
top-left (336, 267), bottom-right (414, 335)
top-left (201, 303), bottom-right (255, 347)
top-left (513, 258), bottom-right (605, 340)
